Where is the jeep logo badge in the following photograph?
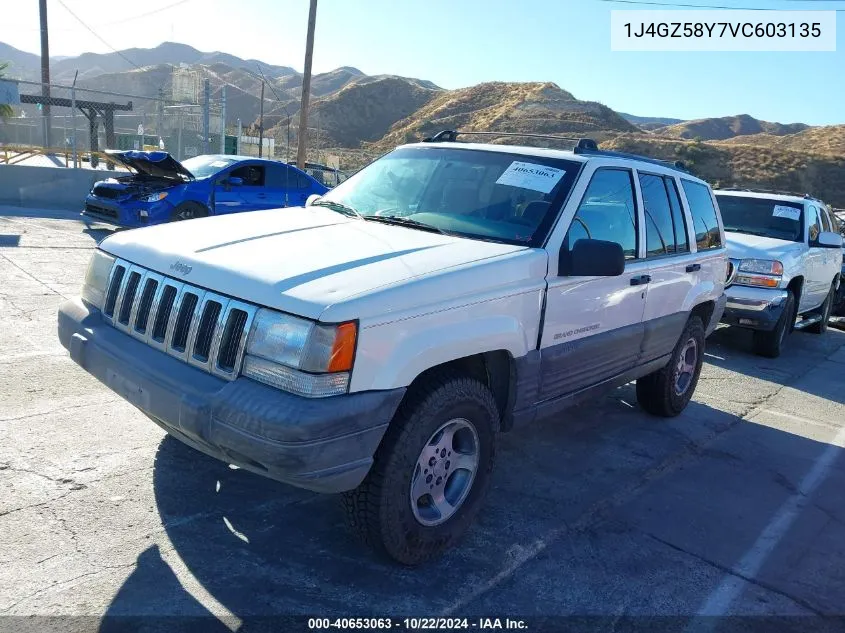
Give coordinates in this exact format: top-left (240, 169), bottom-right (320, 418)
top-left (170, 261), bottom-right (192, 276)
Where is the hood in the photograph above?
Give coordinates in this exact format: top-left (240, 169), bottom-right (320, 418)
top-left (98, 206), bottom-right (530, 320)
top-left (725, 231), bottom-right (804, 261)
top-left (104, 150), bottom-right (194, 181)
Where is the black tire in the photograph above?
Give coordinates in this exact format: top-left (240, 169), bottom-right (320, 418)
top-left (806, 282), bottom-right (835, 334)
top-left (341, 372), bottom-right (499, 566)
top-left (752, 290), bottom-right (796, 358)
top-left (171, 202), bottom-right (208, 222)
top-left (636, 315), bottom-right (705, 418)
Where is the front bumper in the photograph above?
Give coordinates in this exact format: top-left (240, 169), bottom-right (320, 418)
top-left (82, 195), bottom-right (172, 228)
top-left (720, 284), bottom-right (789, 331)
top-left (57, 297), bottom-right (405, 493)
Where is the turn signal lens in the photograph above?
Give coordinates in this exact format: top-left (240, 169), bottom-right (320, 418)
top-left (327, 322), bottom-right (358, 373)
top-left (735, 274), bottom-right (780, 288)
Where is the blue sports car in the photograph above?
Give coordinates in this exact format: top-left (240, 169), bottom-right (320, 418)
top-left (82, 150), bottom-right (330, 228)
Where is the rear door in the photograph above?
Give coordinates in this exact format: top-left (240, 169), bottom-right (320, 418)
top-left (636, 172), bottom-right (698, 362)
top-left (538, 166), bottom-right (648, 400)
top-left (266, 164), bottom-right (319, 208)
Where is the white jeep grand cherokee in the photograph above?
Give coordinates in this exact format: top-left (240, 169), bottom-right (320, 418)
top-left (715, 189), bottom-right (843, 358)
top-left (59, 132), bottom-right (727, 565)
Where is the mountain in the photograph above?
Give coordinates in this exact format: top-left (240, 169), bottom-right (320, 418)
top-left (655, 114), bottom-right (811, 141)
top-left (0, 42), bottom-right (39, 79)
top-left (619, 112), bottom-right (685, 127)
top-left (602, 134), bottom-right (845, 207)
top-left (376, 82), bottom-right (638, 149)
top-left (713, 124), bottom-right (845, 156)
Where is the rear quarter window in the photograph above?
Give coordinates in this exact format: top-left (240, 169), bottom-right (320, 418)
top-left (681, 180), bottom-right (722, 250)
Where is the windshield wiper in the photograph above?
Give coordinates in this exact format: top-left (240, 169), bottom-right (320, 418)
top-left (364, 215), bottom-right (447, 235)
top-left (312, 200), bottom-right (364, 220)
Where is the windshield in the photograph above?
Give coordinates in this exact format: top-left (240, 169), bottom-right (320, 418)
top-left (181, 155), bottom-right (239, 179)
top-left (716, 195), bottom-right (804, 242)
top-left (316, 146), bottom-right (583, 246)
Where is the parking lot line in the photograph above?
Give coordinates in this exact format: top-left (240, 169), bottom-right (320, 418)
top-left (695, 423), bottom-right (845, 618)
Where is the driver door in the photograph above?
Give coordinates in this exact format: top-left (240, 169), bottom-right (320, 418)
top-left (539, 167), bottom-right (648, 400)
top-left (213, 164), bottom-right (267, 214)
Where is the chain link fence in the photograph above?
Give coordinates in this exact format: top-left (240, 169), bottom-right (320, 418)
top-left (0, 69), bottom-right (379, 185)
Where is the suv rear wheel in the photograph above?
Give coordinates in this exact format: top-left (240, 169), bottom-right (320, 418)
top-left (752, 290), bottom-right (796, 358)
top-left (636, 315), bottom-right (705, 417)
top-left (341, 373), bottom-right (498, 566)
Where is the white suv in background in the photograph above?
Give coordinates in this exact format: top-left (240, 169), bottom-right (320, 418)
top-left (59, 132), bottom-right (727, 564)
top-left (716, 189), bottom-right (843, 357)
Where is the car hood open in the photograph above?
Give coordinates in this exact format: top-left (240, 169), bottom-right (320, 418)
top-left (104, 150), bottom-right (194, 181)
top-left (98, 206), bottom-right (531, 320)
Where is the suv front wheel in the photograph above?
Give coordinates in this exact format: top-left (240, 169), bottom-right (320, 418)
top-left (752, 290), bottom-right (796, 358)
top-left (636, 315), bottom-right (705, 417)
top-left (341, 373), bottom-right (499, 566)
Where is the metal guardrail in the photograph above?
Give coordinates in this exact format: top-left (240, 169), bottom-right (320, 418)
top-left (0, 145), bottom-right (130, 169)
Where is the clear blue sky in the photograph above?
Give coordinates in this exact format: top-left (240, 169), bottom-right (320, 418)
top-left (5, 0), bottom-right (845, 124)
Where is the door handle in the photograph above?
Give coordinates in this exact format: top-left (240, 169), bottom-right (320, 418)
top-left (630, 274), bottom-right (651, 286)
top-left (686, 263), bottom-right (701, 272)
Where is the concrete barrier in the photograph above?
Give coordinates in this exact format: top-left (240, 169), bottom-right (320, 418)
top-left (0, 164), bottom-right (121, 211)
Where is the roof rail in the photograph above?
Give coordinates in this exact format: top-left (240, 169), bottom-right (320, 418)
top-left (572, 146), bottom-right (689, 173)
top-left (717, 187), bottom-right (818, 200)
top-left (419, 129), bottom-right (688, 173)
top-left (421, 129), bottom-right (599, 150)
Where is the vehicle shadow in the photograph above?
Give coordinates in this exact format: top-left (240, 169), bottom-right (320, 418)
top-left (98, 387), bottom-right (845, 627)
top-left (705, 324), bottom-right (845, 405)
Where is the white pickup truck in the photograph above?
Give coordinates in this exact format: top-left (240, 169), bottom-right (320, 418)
top-left (715, 190), bottom-right (843, 357)
top-left (59, 133), bottom-right (727, 564)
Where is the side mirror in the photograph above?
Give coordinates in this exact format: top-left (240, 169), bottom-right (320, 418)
top-left (562, 239), bottom-right (625, 277)
top-left (227, 176), bottom-right (243, 187)
top-left (305, 193), bottom-right (322, 207)
top-left (815, 230), bottom-right (844, 248)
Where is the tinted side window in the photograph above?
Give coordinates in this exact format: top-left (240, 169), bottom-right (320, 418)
top-left (665, 177), bottom-right (689, 253)
top-left (681, 180), bottom-right (722, 250)
top-left (230, 164), bottom-right (265, 186)
top-left (819, 206), bottom-right (833, 232)
top-left (267, 165), bottom-right (307, 189)
top-left (807, 205), bottom-right (821, 242)
top-left (640, 174), bottom-right (676, 257)
top-left (565, 168), bottom-right (638, 260)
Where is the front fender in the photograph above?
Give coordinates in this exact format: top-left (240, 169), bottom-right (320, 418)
top-left (348, 293), bottom-right (541, 392)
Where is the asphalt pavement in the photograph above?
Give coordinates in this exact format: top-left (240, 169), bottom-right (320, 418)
top-left (2, 205), bottom-right (845, 633)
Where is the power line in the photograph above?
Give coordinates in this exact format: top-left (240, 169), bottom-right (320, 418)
top-left (54, 0), bottom-right (144, 71)
top-left (98, 0), bottom-right (193, 27)
top-left (594, 0), bottom-right (845, 9)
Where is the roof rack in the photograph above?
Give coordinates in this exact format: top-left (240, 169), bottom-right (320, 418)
top-left (421, 129), bottom-right (599, 150)
top-left (419, 129), bottom-right (688, 173)
top-left (717, 187), bottom-right (818, 200)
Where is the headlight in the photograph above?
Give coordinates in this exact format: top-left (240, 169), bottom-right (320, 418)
top-left (81, 250), bottom-right (115, 309)
top-left (142, 192), bottom-right (168, 203)
top-left (242, 308), bottom-right (358, 397)
top-left (738, 259), bottom-right (783, 275)
top-left (735, 259), bottom-right (783, 288)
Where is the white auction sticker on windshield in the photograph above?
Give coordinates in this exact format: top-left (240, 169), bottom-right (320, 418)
top-left (773, 205), bottom-right (801, 221)
top-left (495, 161), bottom-right (565, 193)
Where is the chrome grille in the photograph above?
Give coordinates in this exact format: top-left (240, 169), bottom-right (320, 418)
top-left (102, 258), bottom-right (257, 380)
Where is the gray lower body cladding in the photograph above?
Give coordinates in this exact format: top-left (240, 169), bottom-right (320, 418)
top-left (57, 297), bottom-right (406, 493)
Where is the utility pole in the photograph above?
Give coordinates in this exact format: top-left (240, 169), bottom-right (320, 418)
top-left (258, 80), bottom-right (265, 158)
top-left (71, 70), bottom-right (78, 168)
top-left (220, 84), bottom-right (227, 154)
top-left (157, 87), bottom-right (164, 148)
top-left (202, 79), bottom-right (210, 155)
top-left (39, 0), bottom-right (51, 148)
top-left (296, 0), bottom-right (317, 169)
